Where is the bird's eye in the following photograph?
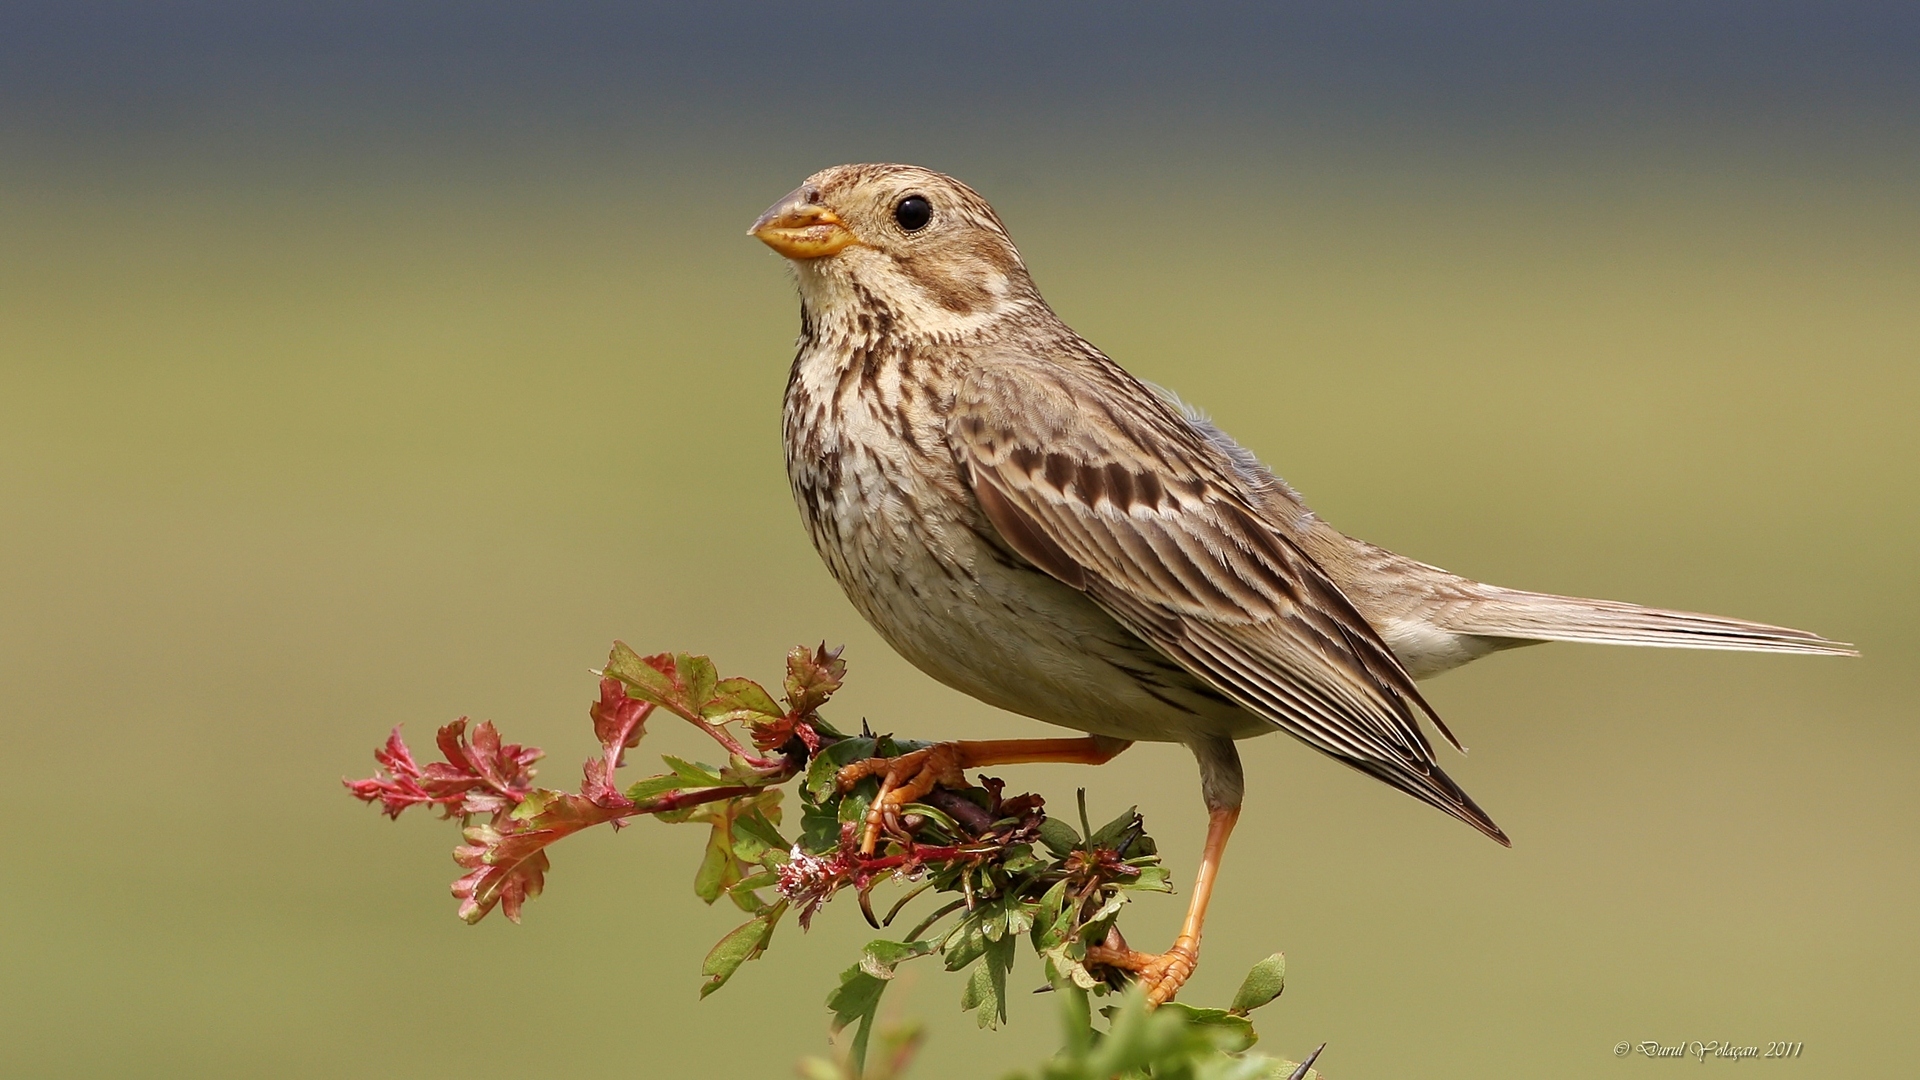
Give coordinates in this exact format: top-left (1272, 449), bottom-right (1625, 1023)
top-left (894, 195), bottom-right (932, 232)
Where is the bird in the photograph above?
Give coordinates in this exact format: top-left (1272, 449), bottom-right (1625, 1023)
top-left (748, 163), bottom-right (1854, 1004)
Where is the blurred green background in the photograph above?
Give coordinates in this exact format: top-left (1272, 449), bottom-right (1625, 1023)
top-left (2, 4), bottom-right (1915, 1077)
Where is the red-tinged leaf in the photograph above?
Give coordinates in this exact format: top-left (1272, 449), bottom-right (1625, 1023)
top-left (434, 719), bottom-right (470, 770)
top-left (403, 719), bottom-right (544, 817)
top-left (580, 679), bottom-right (651, 821)
top-left (344, 727), bottom-right (434, 818)
top-left (604, 644), bottom-right (725, 721)
top-left (589, 677), bottom-right (653, 761)
top-left (453, 822), bottom-right (551, 924)
top-left (746, 717), bottom-right (789, 752)
top-left (375, 726), bottom-right (420, 776)
top-left (746, 711), bottom-right (827, 754)
top-left (703, 676), bottom-right (784, 722)
top-left (449, 788), bottom-right (624, 923)
top-left (460, 721), bottom-right (541, 797)
top-left (469, 720), bottom-right (503, 772)
top-left (580, 757), bottom-right (633, 823)
top-left (784, 643), bottom-right (847, 717)
top-left (507, 786), bottom-right (596, 825)
top-left (346, 722), bottom-right (542, 820)
top-left (678, 653), bottom-right (719, 716)
top-left (603, 642), bottom-right (685, 713)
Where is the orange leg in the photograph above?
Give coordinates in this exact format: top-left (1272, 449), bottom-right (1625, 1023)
top-left (1087, 805), bottom-right (1239, 1004)
top-left (835, 736), bottom-right (1131, 854)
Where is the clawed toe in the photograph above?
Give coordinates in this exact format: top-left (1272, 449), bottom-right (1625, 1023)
top-left (833, 744), bottom-right (968, 854)
top-left (1087, 938), bottom-right (1199, 1005)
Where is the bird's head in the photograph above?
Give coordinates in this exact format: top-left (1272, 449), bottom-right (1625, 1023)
top-left (749, 163), bottom-right (1040, 337)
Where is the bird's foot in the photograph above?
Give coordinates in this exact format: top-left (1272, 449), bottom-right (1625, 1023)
top-left (835, 743), bottom-right (969, 855)
top-left (1086, 935), bottom-right (1199, 1005)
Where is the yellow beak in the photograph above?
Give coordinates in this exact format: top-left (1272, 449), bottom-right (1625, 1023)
top-left (749, 187), bottom-right (858, 259)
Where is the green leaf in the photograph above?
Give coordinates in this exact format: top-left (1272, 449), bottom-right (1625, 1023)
top-left (1087, 805), bottom-right (1140, 850)
top-left (1002, 900), bottom-right (1036, 938)
top-left (733, 866), bottom-right (781, 888)
top-left (1154, 1002), bottom-right (1257, 1051)
top-left (1037, 817), bottom-right (1082, 859)
top-left (982, 908), bottom-right (1008, 942)
top-left (826, 962), bottom-right (888, 1078)
top-left (872, 734), bottom-right (931, 758)
top-left (624, 772), bottom-right (684, 801)
top-left (676, 653), bottom-right (718, 716)
top-left (1081, 888), bottom-right (1129, 930)
top-left (998, 846), bottom-right (1043, 876)
top-left (807, 737), bottom-right (876, 801)
top-left (941, 896), bottom-right (1027, 973)
top-left (1031, 883), bottom-right (1100, 991)
top-left (693, 813), bottom-right (739, 904)
top-left (603, 643), bottom-right (688, 712)
top-left (1038, 940), bottom-right (1100, 991)
top-left (1229, 953), bottom-right (1286, 1015)
top-left (1033, 879), bottom-right (1074, 948)
top-left (858, 938), bottom-right (936, 980)
top-left (942, 908), bottom-right (991, 971)
top-left (699, 903), bottom-right (783, 998)
top-left (1120, 864), bottom-right (1173, 892)
top-left (800, 797), bottom-right (842, 852)
top-left (704, 675), bottom-right (783, 721)
top-left (602, 644), bottom-right (722, 720)
top-left (661, 755), bottom-right (725, 787)
top-left (1077, 988), bottom-right (1271, 1077)
top-left (734, 805), bottom-right (790, 853)
top-left (959, 932), bottom-right (1016, 1029)
top-left (827, 969), bottom-right (886, 1032)
top-left (1053, 979), bottom-right (1094, 1058)
top-left (838, 790), bottom-right (872, 835)
top-left (1090, 989), bottom-right (1161, 1074)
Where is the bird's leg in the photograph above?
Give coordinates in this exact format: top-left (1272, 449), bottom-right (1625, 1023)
top-left (1087, 736), bottom-right (1243, 1005)
top-left (836, 736), bottom-right (1132, 855)
top-left (1087, 805), bottom-right (1238, 1003)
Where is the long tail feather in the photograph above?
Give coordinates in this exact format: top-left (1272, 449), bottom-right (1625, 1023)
top-left (1349, 755), bottom-right (1510, 846)
top-left (1435, 588), bottom-right (1857, 657)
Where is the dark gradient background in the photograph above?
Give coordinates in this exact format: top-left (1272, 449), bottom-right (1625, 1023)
top-left (3, 4), bottom-right (1915, 1077)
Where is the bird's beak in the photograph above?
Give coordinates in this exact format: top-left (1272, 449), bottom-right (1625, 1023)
top-left (749, 187), bottom-right (858, 259)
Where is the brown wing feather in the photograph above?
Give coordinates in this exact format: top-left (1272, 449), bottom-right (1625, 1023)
top-left (951, 358), bottom-right (1507, 845)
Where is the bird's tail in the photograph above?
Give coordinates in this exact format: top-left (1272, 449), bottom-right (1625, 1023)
top-left (1432, 587), bottom-right (1857, 657)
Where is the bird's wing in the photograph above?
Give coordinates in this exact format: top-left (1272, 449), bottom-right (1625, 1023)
top-left (950, 358), bottom-right (1507, 844)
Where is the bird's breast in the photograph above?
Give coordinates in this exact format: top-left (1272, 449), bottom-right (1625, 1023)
top-left (783, 336), bottom-right (977, 601)
top-left (780, 336), bottom-right (1259, 744)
